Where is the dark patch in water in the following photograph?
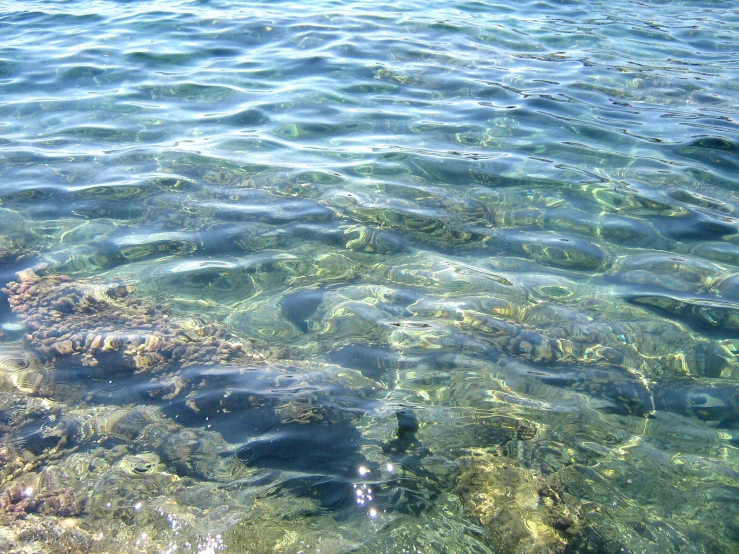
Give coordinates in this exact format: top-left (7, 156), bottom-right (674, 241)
top-left (235, 422), bottom-right (373, 478)
top-left (328, 343), bottom-right (397, 380)
top-left (535, 365), bottom-right (655, 418)
top-left (0, 290), bottom-right (12, 325)
top-left (281, 287), bottom-right (325, 333)
top-left (218, 108), bottom-right (270, 127)
top-left (395, 408), bottom-right (420, 440)
top-left (212, 384), bottom-right (442, 515)
top-left (653, 211), bottom-right (738, 241)
top-left (653, 381), bottom-right (739, 428)
top-left (14, 419), bottom-right (65, 456)
top-left (379, 408), bottom-right (442, 515)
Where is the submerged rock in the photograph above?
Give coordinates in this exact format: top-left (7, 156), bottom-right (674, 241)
top-left (1, 268), bottom-right (266, 375)
top-left (151, 363), bottom-right (443, 516)
top-left (455, 449), bottom-right (573, 554)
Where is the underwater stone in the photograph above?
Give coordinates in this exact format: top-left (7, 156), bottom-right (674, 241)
top-left (455, 450), bottom-right (571, 553)
top-left (395, 408), bottom-right (420, 440)
top-left (1, 268), bottom-right (266, 374)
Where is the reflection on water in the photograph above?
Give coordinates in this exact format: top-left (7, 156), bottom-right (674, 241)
top-left (1, 0), bottom-right (739, 552)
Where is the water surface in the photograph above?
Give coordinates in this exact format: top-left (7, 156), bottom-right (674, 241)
top-left (1, 1), bottom-right (738, 552)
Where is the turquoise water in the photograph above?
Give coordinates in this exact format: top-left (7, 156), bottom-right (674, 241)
top-left (1, 0), bottom-right (738, 552)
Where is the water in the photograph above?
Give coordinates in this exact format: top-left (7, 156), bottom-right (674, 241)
top-left (0, 0), bottom-right (738, 552)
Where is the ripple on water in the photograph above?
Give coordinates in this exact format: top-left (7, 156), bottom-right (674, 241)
top-left (1, 0), bottom-right (739, 552)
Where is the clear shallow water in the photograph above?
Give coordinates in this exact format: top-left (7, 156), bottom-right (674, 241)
top-left (1, 0), bottom-right (738, 552)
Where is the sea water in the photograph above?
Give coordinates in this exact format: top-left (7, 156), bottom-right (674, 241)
top-left (0, 1), bottom-right (738, 552)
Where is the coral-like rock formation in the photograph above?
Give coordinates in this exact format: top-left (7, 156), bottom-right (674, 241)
top-left (0, 484), bottom-right (83, 520)
top-left (455, 449), bottom-right (575, 554)
top-left (2, 269), bottom-right (266, 376)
